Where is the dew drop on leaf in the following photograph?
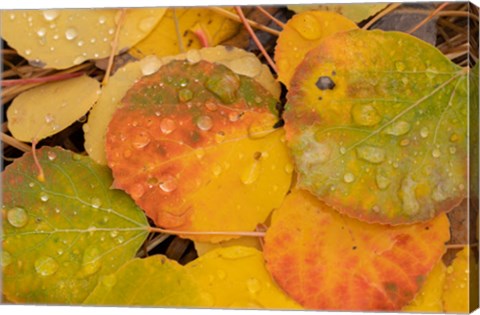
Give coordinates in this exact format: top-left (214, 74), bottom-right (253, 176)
top-left (65, 27), bottom-right (78, 40)
top-left (383, 121), bottom-right (411, 136)
top-left (420, 127), bottom-right (429, 138)
top-left (241, 161), bottom-right (261, 185)
top-left (34, 256), bottom-right (59, 276)
top-left (343, 172), bottom-right (355, 183)
top-left (39, 192), bottom-right (49, 202)
top-left (47, 151), bottom-right (57, 161)
top-left (159, 174), bottom-right (178, 193)
top-left (42, 10), bottom-right (59, 21)
top-left (160, 118), bottom-right (176, 134)
top-left (91, 197), bottom-right (102, 209)
top-left (356, 145), bottom-right (386, 164)
top-left (7, 207), bottom-right (28, 228)
top-left (81, 247), bottom-right (102, 277)
top-left (351, 104), bottom-right (381, 126)
top-left (197, 115), bottom-right (213, 131)
top-left (432, 149), bottom-right (441, 158)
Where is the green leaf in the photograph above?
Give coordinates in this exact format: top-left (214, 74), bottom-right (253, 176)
top-left (2, 146), bottom-right (149, 304)
top-left (285, 29), bottom-right (468, 224)
top-left (84, 255), bottom-right (208, 307)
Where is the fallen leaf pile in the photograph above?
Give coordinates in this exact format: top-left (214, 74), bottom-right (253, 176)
top-left (1, 4), bottom-right (477, 312)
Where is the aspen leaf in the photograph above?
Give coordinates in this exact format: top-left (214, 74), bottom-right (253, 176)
top-left (288, 4), bottom-right (389, 23)
top-left (185, 246), bottom-right (302, 309)
top-left (263, 190), bottom-right (450, 311)
top-left (1, 146), bottom-right (149, 304)
top-left (285, 30), bottom-right (468, 224)
top-left (8, 75), bottom-right (100, 142)
top-left (275, 11), bottom-right (357, 87)
top-left (1, 8), bottom-right (166, 69)
top-left (130, 8), bottom-right (240, 59)
top-left (194, 236), bottom-right (261, 256)
top-left (84, 255), bottom-right (207, 307)
top-left (106, 60), bottom-right (292, 242)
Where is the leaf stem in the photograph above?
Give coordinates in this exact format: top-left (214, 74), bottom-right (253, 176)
top-left (148, 226), bottom-right (266, 238)
top-left (209, 7), bottom-right (280, 36)
top-left (408, 2), bottom-right (449, 34)
top-left (102, 9), bottom-right (127, 86)
top-left (172, 8), bottom-right (186, 53)
top-left (1, 71), bottom-right (84, 87)
top-left (1, 132), bottom-right (31, 152)
top-left (362, 3), bottom-right (402, 30)
top-left (234, 6), bottom-right (278, 74)
top-left (256, 6), bottom-right (285, 28)
top-left (31, 139), bottom-right (45, 182)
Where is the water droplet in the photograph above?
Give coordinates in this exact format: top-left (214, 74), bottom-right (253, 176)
top-left (44, 113), bottom-right (55, 124)
top-left (339, 146), bottom-right (347, 155)
top-left (241, 161), bottom-right (261, 185)
top-left (450, 133), bottom-right (459, 142)
top-left (212, 164), bottom-right (222, 177)
top-left (9, 13), bottom-right (15, 20)
top-left (81, 247), bottom-right (102, 276)
top-left (2, 251), bottom-right (12, 268)
top-left (432, 149), bottom-right (441, 158)
top-left (284, 163), bottom-right (294, 174)
top-left (178, 88), bottom-right (193, 102)
top-left (132, 131), bottom-right (151, 149)
top-left (160, 118), bottom-right (176, 134)
top-left (228, 111), bottom-right (243, 122)
top-left (449, 146), bottom-right (457, 154)
top-left (384, 121), bottom-right (411, 136)
top-left (246, 278), bottom-right (261, 294)
top-left (446, 266), bottom-right (454, 274)
top-left (77, 40), bottom-right (85, 47)
top-left (116, 236), bottom-right (125, 244)
top-left (73, 55), bottom-right (86, 65)
top-left (197, 116), bottom-right (213, 131)
top-left (343, 172), bottom-right (355, 183)
top-left (7, 207), bottom-right (28, 228)
top-left (34, 256), bottom-right (59, 276)
top-left (400, 176), bottom-right (419, 215)
top-left (130, 183), bottom-right (145, 199)
top-left (376, 172), bottom-right (391, 190)
top-left (65, 28), bottom-right (78, 40)
top-left (420, 127), bottom-right (429, 138)
top-left (91, 197), bottom-right (102, 209)
top-left (40, 192), bottom-right (49, 202)
top-left (195, 148), bottom-right (206, 159)
top-left (37, 27), bottom-right (47, 37)
top-left (110, 230), bottom-right (119, 238)
top-left (159, 174), bottom-right (178, 193)
top-left (47, 151), bottom-right (57, 161)
top-left (43, 10), bottom-right (59, 21)
top-left (395, 61), bottom-right (406, 71)
top-left (55, 208), bottom-right (61, 214)
top-left (102, 274), bottom-right (117, 288)
top-left (351, 104), bottom-right (381, 126)
top-left (356, 145), bottom-right (385, 164)
top-left (29, 182), bottom-right (35, 188)
top-left (400, 139), bottom-right (410, 146)
top-left (140, 56), bottom-right (162, 76)
top-left (138, 16), bottom-right (156, 32)
top-left (205, 72), bottom-right (240, 104)
top-left (98, 16), bottom-right (106, 24)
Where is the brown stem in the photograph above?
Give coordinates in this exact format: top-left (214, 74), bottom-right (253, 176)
top-left (31, 140), bottom-right (45, 182)
top-left (408, 2), bottom-right (449, 34)
top-left (209, 7), bottom-right (280, 36)
top-left (1, 132), bottom-right (31, 152)
top-left (363, 3), bottom-right (402, 30)
top-left (256, 6), bottom-right (285, 28)
top-left (234, 6), bottom-right (277, 74)
top-left (1, 71), bottom-right (84, 87)
top-left (102, 9), bottom-right (127, 86)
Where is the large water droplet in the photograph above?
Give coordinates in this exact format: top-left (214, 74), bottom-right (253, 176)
top-left (432, 149), bottom-right (441, 158)
top-left (343, 172), bottom-right (355, 183)
top-left (40, 192), bottom-right (49, 202)
top-left (160, 118), bottom-right (176, 134)
top-left (356, 145), bottom-right (385, 164)
top-left (351, 104), bottom-right (381, 126)
top-left (2, 251), bottom-right (12, 268)
top-left (420, 127), bottom-right (429, 138)
top-left (384, 121), bottom-right (411, 136)
top-left (140, 56), bottom-right (162, 76)
top-left (400, 176), bottom-right (419, 215)
top-left (43, 10), bottom-right (59, 21)
top-left (159, 174), bottom-right (178, 193)
top-left (246, 278), bottom-right (261, 294)
top-left (197, 115), bottom-right (213, 131)
top-left (81, 247), bottom-right (102, 276)
top-left (34, 256), bottom-right (59, 276)
top-left (7, 207), bottom-right (29, 228)
top-left (241, 161), bottom-right (261, 185)
top-left (65, 28), bottom-right (78, 40)
top-left (290, 13), bottom-right (321, 40)
top-left (132, 131), bottom-right (151, 149)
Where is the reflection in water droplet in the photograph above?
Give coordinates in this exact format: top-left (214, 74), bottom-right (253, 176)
top-left (159, 174), bottom-right (178, 193)
top-left (356, 145), bottom-right (385, 164)
top-left (384, 121), bottom-right (411, 136)
top-left (343, 173), bottom-right (355, 183)
top-left (40, 192), bottom-right (49, 202)
top-left (160, 118), bottom-right (176, 134)
top-left (197, 116), bottom-right (213, 131)
top-left (241, 161), bottom-right (261, 185)
top-left (7, 207), bottom-right (29, 228)
top-left (351, 104), bottom-right (381, 126)
top-left (420, 127), bottom-right (429, 138)
top-left (37, 27), bottom-right (47, 37)
top-left (65, 28), bottom-right (78, 40)
top-left (9, 13), bottom-right (15, 20)
top-left (34, 256), bottom-right (59, 276)
top-left (43, 10), bottom-right (59, 21)
top-left (81, 247), bottom-right (102, 276)
top-left (91, 197), bottom-right (102, 209)
top-left (2, 251), bottom-right (12, 268)
top-left (228, 111), bottom-right (243, 122)
top-left (47, 151), bottom-right (57, 161)
top-left (132, 131), bottom-right (151, 149)
top-left (432, 149), bottom-right (441, 158)
top-left (246, 278), bottom-right (261, 294)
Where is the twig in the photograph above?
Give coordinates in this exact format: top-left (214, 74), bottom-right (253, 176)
top-left (256, 6), bottom-right (285, 28)
top-left (172, 8), bottom-right (186, 53)
top-left (31, 140), bottom-right (45, 182)
top-left (235, 6), bottom-right (277, 74)
top-left (362, 3), bottom-right (402, 30)
top-left (209, 7), bottom-right (280, 36)
top-left (102, 9), bottom-right (126, 86)
top-left (1, 71), bottom-right (84, 87)
top-left (408, 2), bottom-right (449, 34)
top-left (1, 132), bottom-right (31, 152)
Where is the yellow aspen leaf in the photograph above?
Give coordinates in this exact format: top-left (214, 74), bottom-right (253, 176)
top-left (264, 190), bottom-right (450, 311)
top-left (185, 246), bottom-right (302, 309)
top-left (85, 46), bottom-right (279, 165)
top-left (8, 75), bottom-right (100, 142)
top-left (1, 9), bottom-right (166, 69)
top-left (288, 4), bottom-right (388, 23)
top-left (275, 11), bottom-right (357, 87)
top-left (105, 60), bottom-right (292, 243)
top-left (194, 236), bottom-right (262, 256)
top-left (84, 255), bottom-right (208, 307)
top-left (443, 247), bottom-right (479, 313)
top-left (403, 259), bottom-right (446, 312)
top-left (130, 8), bottom-right (240, 59)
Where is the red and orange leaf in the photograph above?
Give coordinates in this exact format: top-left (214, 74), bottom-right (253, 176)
top-left (263, 189), bottom-right (450, 311)
top-left (284, 29), bottom-right (467, 224)
top-left (106, 60), bottom-right (292, 242)
top-left (275, 11), bottom-right (357, 87)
